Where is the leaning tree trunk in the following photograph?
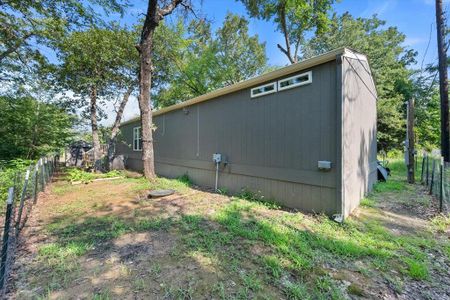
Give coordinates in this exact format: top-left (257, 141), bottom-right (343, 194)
top-left (90, 86), bottom-right (101, 166)
top-left (107, 86), bottom-right (133, 170)
top-left (138, 35), bottom-right (156, 179)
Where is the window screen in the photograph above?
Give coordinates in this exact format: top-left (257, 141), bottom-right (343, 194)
top-left (278, 71), bottom-right (312, 91)
top-left (250, 82), bottom-right (277, 98)
top-left (133, 126), bottom-right (142, 151)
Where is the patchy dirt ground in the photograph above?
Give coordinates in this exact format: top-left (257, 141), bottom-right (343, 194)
top-left (6, 165), bottom-right (450, 300)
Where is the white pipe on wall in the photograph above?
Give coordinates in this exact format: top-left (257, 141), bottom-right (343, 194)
top-left (215, 161), bottom-right (219, 191)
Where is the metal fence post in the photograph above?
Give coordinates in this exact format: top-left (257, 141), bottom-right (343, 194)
top-left (44, 157), bottom-right (48, 184)
top-left (49, 156), bottom-right (53, 178)
top-left (47, 157), bottom-right (51, 179)
top-left (50, 156), bottom-right (54, 177)
top-left (0, 188), bottom-right (14, 290)
top-left (426, 155), bottom-right (429, 186)
top-left (33, 164), bottom-right (39, 204)
top-left (440, 157), bottom-right (444, 212)
top-left (54, 155), bottom-right (58, 173)
top-left (15, 170), bottom-right (30, 236)
top-left (421, 156), bottom-right (425, 182)
top-left (40, 158), bottom-right (45, 189)
top-left (430, 159), bottom-right (436, 194)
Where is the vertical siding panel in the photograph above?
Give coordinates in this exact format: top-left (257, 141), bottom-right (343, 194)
top-left (117, 61), bottom-right (353, 215)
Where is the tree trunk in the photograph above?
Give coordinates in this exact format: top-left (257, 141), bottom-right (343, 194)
top-left (138, 36), bottom-right (156, 178)
top-left (436, 0), bottom-right (450, 162)
top-left (138, 0), bottom-right (184, 179)
top-left (107, 85), bottom-right (133, 170)
top-left (407, 98), bottom-right (415, 183)
top-left (277, 3), bottom-right (296, 64)
top-left (90, 86), bottom-right (101, 166)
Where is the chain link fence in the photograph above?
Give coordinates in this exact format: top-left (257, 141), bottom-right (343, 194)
top-left (421, 153), bottom-right (449, 212)
top-left (0, 154), bottom-right (58, 296)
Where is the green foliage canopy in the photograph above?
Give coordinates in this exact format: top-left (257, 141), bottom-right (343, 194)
top-left (238, 0), bottom-right (334, 63)
top-left (153, 13), bottom-right (269, 108)
top-left (51, 25), bottom-right (139, 117)
top-left (0, 0), bottom-right (126, 86)
top-left (411, 72), bottom-right (440, 150)
top-left (0, 95), bottom-right (75, 160)
top-left (302, 13), bottom-right (418, 151)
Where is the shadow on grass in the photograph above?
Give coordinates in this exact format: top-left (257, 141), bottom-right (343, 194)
top-left (20, 158), bottom-right (448, 299)
top-left (37, 193), bottom-right (411, 299)
top-left (31, 164), bottom-right (442, 299)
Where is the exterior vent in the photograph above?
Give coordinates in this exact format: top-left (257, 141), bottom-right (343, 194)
top-left (250, 82), bottom-right (277, 98)
top-left (278, 71), bottom-right (312, 91)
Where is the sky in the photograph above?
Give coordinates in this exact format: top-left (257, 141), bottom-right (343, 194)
top-left (102, 0), bottom-right (449, 125)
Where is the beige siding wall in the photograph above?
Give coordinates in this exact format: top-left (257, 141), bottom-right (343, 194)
top-left (342, 57), bottom-right (378, 217)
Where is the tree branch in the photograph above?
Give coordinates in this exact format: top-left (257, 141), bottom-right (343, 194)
top-left (293, 38), bottom-right (301, 63)
top-left (0, 32), bottom-right (34, 63)
top-left (158, 0), bottom-right (183, 18)
top-left (277, 44), bottom-right (294, 64)
top-left (278, 3), bottom-right (294, 64)
top-left (180, 1), bottom-right (199, 19)
top-left (111, 85), bottom-right (134, 140)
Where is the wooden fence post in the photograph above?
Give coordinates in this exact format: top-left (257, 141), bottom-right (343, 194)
top-left (0, 188), bottom-right (14, 289)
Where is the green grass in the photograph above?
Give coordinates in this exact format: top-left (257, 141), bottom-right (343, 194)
top-left (372, 159), bottom-right (408, 193)
top-left (127, 175), bottom-right (192, 193)
top-left (283, 281), bottom-right (310, 300)
top-left (92, 290), bottom-right (112, 300)
top-left (367, 158), bottom-right (432, 210)
top-left (38, 242), bottom-right (91, 258)
top-left (430, 214), bottom-right (450, 233)
top-left (237, 188), bottom-right (281, 210)
top-left (66, 168), bottom-right (122, 183)
top-left (26, 164), bottom-right (450, 299)
top-left (241, 271), bottom-right (262, 292)
top-left (373, 180), bottom-right (406, 192)
top-left (263, 255), bottom-right (283, 279)
top-left (360, 197), bottom-right (376, 207)
top-left (402, 258), bottom-right (429, 280)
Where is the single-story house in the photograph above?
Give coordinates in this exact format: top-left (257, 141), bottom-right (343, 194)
top-left (116, 47), bottom-right (377, 220)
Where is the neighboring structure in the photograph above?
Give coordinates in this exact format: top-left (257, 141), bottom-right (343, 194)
top-left (65, 140), bottom-right (92, 167)
top-left (116, 48), bottom-right (377, 220)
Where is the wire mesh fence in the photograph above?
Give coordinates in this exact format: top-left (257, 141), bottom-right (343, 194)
top-left (421, 153), bottom-right (449, 212)
top-left (0, 154), bottom-right (59, 295)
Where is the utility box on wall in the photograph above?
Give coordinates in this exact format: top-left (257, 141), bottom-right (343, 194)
top-left (116, 48), bottom-right (378, 220)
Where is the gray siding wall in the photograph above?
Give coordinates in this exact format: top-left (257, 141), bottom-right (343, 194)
top-left (342, 56), bottom-right (378, 217)
top-left (117, 61), bottom-right (341, 214)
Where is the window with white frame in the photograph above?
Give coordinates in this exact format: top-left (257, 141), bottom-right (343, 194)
top-left (133, 126), bottom-right (142, 151)
top-left (278, 71), bottom-right (312, 91)
top-left (250, 82), bottom-right (277, 98)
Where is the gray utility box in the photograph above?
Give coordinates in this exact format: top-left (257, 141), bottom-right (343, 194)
top-left (318, 160), bottom-right (332, 170)
top-left (213, 153), bottom-right (222, 163)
